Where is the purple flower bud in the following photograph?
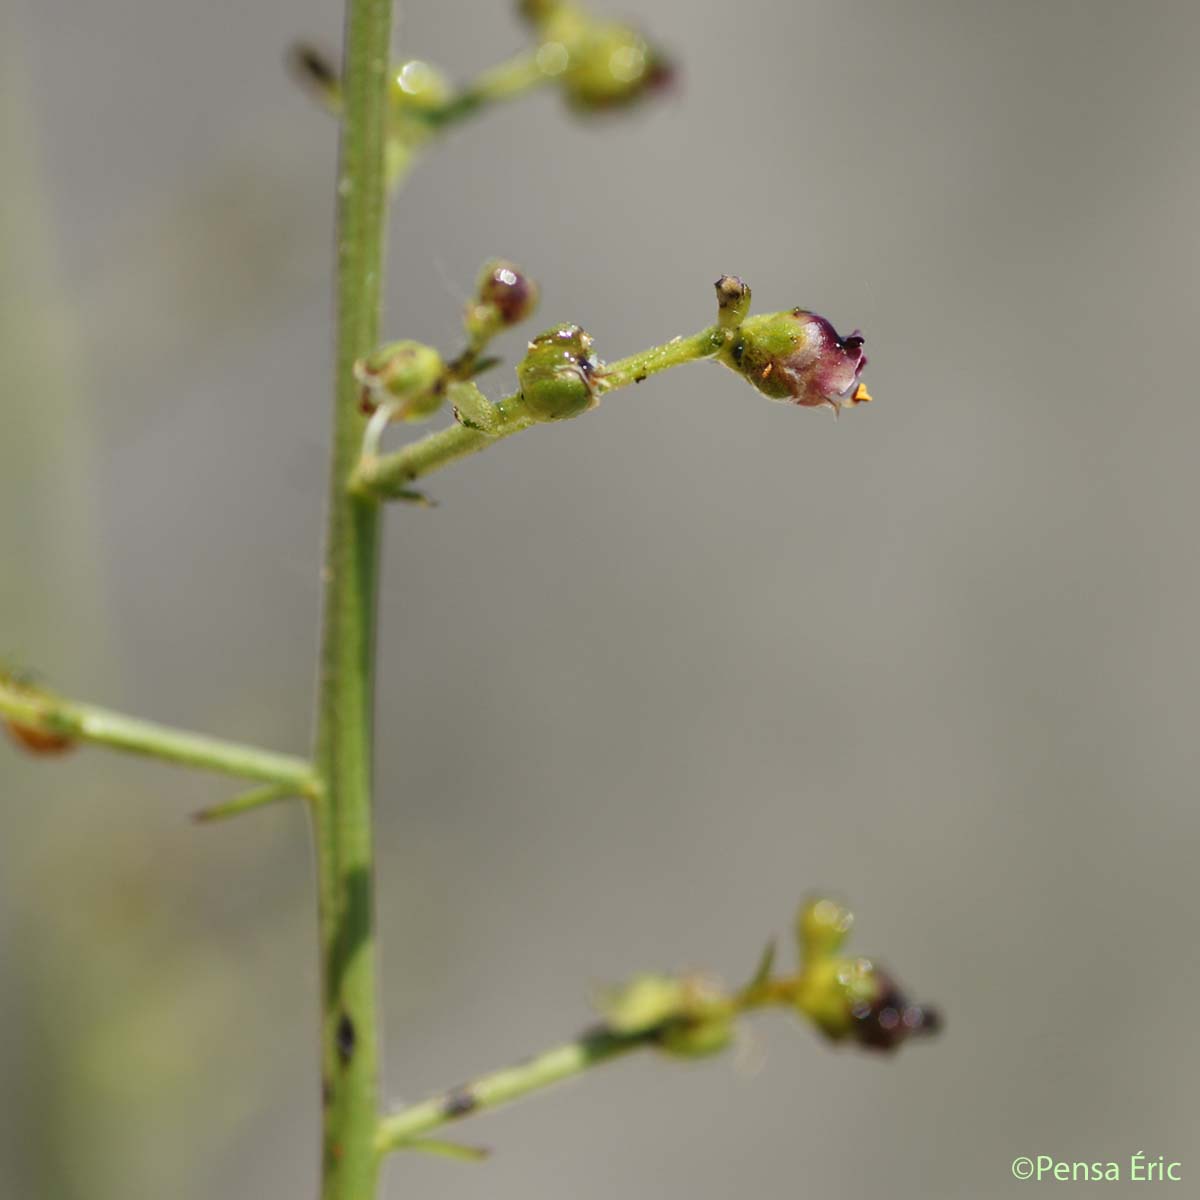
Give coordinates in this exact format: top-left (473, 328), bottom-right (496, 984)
top-left (470, 260), bottom-right (540, 331)
top-left (847, 968), bottom-right (941, 1052)
top-left (720, 308), bottom-right (871, 412)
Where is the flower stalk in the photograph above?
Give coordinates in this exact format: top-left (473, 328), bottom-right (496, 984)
top-left (0, 674), bottom-right (316, 790)
top-left (375, 899), bottom-right (940, 1160)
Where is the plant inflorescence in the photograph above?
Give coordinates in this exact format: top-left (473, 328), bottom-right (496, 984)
top-left (4, 3), bottom-right (938, 1197)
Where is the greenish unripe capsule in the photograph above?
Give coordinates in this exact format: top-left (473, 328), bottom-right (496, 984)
top-left (354, 339), bottom-right (446, 421)
top-left (516, 324), bottom-right (601, 421)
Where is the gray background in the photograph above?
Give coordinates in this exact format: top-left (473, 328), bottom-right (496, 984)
top-left (3, 1), bottom-right (1198, 1197)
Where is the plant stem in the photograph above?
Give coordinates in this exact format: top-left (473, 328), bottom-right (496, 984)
top-left (375, 1025), bottom-right (655, 1154)
top-left (0, 679), bottom-right (316, 789)
top-left (350, 325), bottom-right (725, 499)
top-left (420, 49), bottom-right (551, 129)
top-left (313, 0), bottom-right (392, 1195)
top-left (373, 973), bottom-right (794, 1157)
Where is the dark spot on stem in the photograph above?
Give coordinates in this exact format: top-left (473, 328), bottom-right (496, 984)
top-left (336, 1013), bottom-right (356, 1066)
top-left (322, 1077), bottom-right (333, 1107)
top-left (443, 1088), bottom-right (479, 1119)
top-left (634, 373), bottom-right (647, 383)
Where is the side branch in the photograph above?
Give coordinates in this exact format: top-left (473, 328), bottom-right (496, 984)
top-left (0, 678), bottom-right (317, 790)
top-left (375, 1025), bottom-right (652, 1154)
top-left (375, 898), bottom-right (941, 1162)
top-left (350, 326), bottom-right (724, 500)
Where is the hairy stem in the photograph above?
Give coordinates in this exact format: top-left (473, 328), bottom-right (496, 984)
top-left (375, 1025), bottom-right (655, 1154)
top-left (350, 325), bottom-right (725, 499)
top-left (313, 0), bottom-right (393, 1196)
top-left (0, 679), bottom-right (316, 789)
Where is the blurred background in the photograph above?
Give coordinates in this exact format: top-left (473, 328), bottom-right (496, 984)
top-left (4, 0), bottom-right (1199, 1196)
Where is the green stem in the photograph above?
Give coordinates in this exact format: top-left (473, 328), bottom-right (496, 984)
top-left (350, 325), bottom-right (725, 499)
top-left (420, 50), bottom-right (551, 129)
top-left (313, 0), bottom-right (392, 1196)
top-left (374, 974), bottom-right (793, 1158)
top-left (0, 679), bottom-right (316, 790)
top-left (375, 1026), bottom-right (655, 1154)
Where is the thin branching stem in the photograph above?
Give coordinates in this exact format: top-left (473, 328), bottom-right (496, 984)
top-left (375, 1026), bottom-right (655, 1154)
top-left (350, 325), bottom-right (725, 499)
top-left (0, 679), bottom-right (316, 790)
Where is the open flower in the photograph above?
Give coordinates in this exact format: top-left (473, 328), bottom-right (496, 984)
top-left (720, 309), bottom-right (871, 412)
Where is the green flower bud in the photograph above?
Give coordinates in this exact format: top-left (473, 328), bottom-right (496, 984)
top-left (718, 309), bottom-right (871, 411)
top-left (464, 260), bottom-right (540, 344)
top-left (796, 953), bottom-right (942, 1053)
top-left (597, 973), bottom-right (734, 1059)
top-left (715, 274), bottom-right (752, 330)
top-left (389, 59), bottom-right (453, 114)
top-left (354, 340), bottom-right (446, 421)
top-left (536, 6), bottom-right (674, 113)
top-left (387, 60), bottom-right (453, 182)
top-left (795, 955), bottom-right (878, 1041)
top-left (598, 973), bottom-right (687, 1035)
top-left (659, 1012), bottom-right (735, 1059)
top-left (516, 323), bottom-right (601, 421)
top-left (797, 897), bottom-right (854, 964)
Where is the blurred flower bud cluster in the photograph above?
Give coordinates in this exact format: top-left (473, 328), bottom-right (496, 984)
top-left (521, 0), bottom-right (674, 112)
top-left (591, 897), bottom-right (939, 1067)
top-left (792, 898), bottom-right (941, 1052)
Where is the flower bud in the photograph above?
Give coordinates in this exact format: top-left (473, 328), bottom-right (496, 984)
top-left (797, 897), bottom-right (854, 963)
top-left (658, 1011), bottom-right (735, 1059)
top-left (597, 972), bottom-right (734, 1059)
top-left (719, 309), bottom-right (870, 411)
top-left (795, 956), bottom-right (878, 1042)
top-left (796, 955), bottom-right (940, 1053)
top-left (534, 6), bottom-right (674, 112)
top-left (846, 967), bottom-right (942, 1052)
top-left (599, 973), bottom-right (688, 1034)
top-left (5, 719), bottom-right (75, 756)
top-left (464, 260), bottom-right (540, 344)
top-left (715, 274), bottom-right (751, 330)
top-left (354, 340), bottom-right (446, 421)
top-left (389, 59), bottom-right (453, 114)
top-left (516, 323), bottom-right (601, 421)
top-left (2, 674), bottom-right (76, 756)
